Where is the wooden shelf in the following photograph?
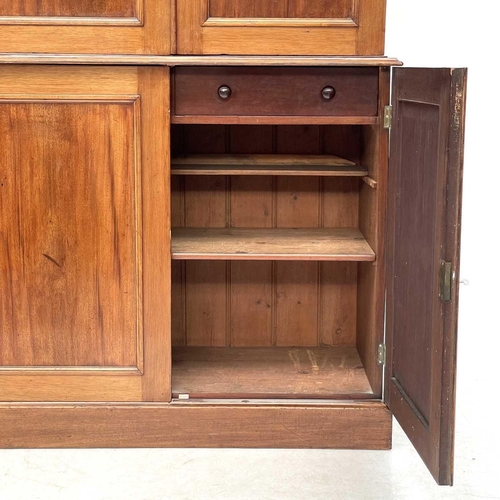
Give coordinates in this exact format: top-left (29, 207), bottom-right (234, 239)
top-left (171, 116), bottom-right (379, 126)
top-left (171, 154), bottom-right (368, 177)
top-left (171, 228), bottom-right (375, 261)
top-left (172, 346), bottom-right (374, 399)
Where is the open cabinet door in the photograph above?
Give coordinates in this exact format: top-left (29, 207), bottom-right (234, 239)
top-left (386, 68), bottom-right (467, 485)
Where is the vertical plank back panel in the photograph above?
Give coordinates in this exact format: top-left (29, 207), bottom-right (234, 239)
top-left (275, 126), bottom-right (320, 346)
top-left (178, 126), bottom-right (229, 347)
top-left (230, 262), bottom-right (273, 346)
top-left (320, 126), bottom-right (360, 348)
top-left (323, 125), bottom-right (362, 164)
top-left (185, 261), bottom-right (228, 346)
top-left (319, 262), bottom-right (358, 346)
top-left (229, 126), bottom-right (274, 347)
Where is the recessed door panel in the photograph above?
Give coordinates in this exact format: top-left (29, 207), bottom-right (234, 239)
top-left (1, 101), bottom-right (139, 368)
top-left (208, 0), bottom-right (354, 19)
top-left (0, 0), bottom-right (136, 17)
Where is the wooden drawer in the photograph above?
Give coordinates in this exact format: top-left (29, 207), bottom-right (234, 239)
top-left (173, 67), bottom-right (380, 124)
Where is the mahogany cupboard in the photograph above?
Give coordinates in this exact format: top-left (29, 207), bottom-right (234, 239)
top-left (0, 0), bottom-right (466, 490)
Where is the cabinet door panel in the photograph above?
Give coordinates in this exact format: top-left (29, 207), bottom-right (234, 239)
top-left (386, 68), bottom-right (467, 485)
top-left (0, 66), bottom-right (171, 402)
top-left (208, 0), bottom-right (352, 18)
top-left (0, 0), bottom-right (135, 17)
top-left (176, 0), bottom-right (385, 55)
top-left (1, 101), bottom-right (138, 368)
top-left (0, 0), bottom-right (169, 54)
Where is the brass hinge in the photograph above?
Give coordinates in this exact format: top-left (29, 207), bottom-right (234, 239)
top-left (377, 344), bottom-right (387, 365)
top-left (384, 105), bottom-right (393, 129)
top-left (439, 261), bottom-right (453, 302)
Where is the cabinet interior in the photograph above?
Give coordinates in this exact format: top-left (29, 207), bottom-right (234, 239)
top-left (170, 124), bottom-right (384, 400)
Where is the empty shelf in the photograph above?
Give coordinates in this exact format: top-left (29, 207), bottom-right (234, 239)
top-left (172, 346), bottom-right (374, 399)
top-left (171, 228), bottom-right (375, 261)
top-left (171, 154), bottom-right (368, 177)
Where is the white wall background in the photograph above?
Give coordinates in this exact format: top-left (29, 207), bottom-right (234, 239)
top-left (0, 2), bottom-right (499, 499)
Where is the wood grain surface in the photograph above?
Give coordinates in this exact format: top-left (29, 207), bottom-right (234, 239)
top-left (173, 67), bottom-right (379, 120)
top-left (0, 65), bottom-right (171, 402)
top-left (385, 68), bottom-right (467, 485)
top-left (172, 346), bottom-right (374, 398)
top-left (0, 54), bottom-right (403, 66)
top-left (172, 228), bottom-right (375, 261)
top-left (0, 403), bottom-right (392, 449)
top-left (209, 0), bottom-right (353, 19)
top-left (0, 0), bottom-right (136, 17)
top-left (171, 154), bottom-right (367, 176)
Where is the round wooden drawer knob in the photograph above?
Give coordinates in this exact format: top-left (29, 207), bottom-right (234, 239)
top-left (218, 85), bottom-right (232, 99)
top-left (322, 86), bottom-right (336, 101)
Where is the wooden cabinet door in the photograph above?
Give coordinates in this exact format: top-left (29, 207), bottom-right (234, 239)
top-left (386, 68), bottom-right (467, 485)
top-left (0, 66), bottom-right (171, 402)
top-left (176, 0), bottom-right (385, 55)
top-left (0, 0), bottom-right (169, 54)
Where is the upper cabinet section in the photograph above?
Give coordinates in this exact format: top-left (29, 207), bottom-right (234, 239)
top-left (176, 0), bottom-right (386, 55)
top-left (0, 0), bottom-right (387, 56)
top-left (0, 0), bottom-right (170, 54)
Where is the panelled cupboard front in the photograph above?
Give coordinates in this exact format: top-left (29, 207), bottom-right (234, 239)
top-left (0, 0), bottom-right (466, 488)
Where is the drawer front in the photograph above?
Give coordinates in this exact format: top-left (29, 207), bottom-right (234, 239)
top-left (173, 67), bottom-right (379, 119)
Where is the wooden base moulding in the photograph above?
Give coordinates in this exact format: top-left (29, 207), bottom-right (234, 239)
top-left (0, 403), bottom-right (392, 449)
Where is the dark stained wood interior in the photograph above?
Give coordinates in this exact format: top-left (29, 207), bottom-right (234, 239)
top-left (172, 346), bottom-right (374, 399)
